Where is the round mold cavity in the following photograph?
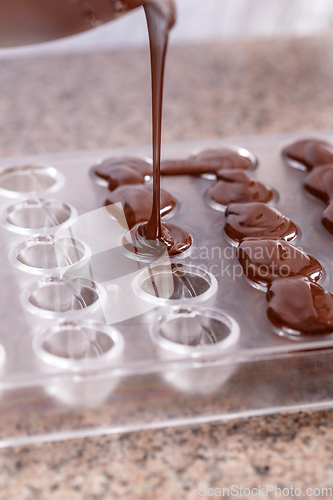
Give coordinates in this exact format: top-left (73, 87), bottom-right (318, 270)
top-left (2, 198), bottom-right (76, 234)
top-left (133, 263), bottom-right (218, 305)
top-left (222, 224), bottom-right (302, 248)
top-left (0, 164), bottom-right (64, 198)
top-left (151, 306), bottom-right (240, 356)
top-left (269, 321), bottom-right (333, 343)
top-left (190, 145), bottom-right (258, 173)
top-left (33, 320), bottom-right (124, 407)
top-left (151, 307), bottom-right (240, 394)
top-left (89, 154), bottom-right (153, 188)
top-left (9, 235), bottom-right (90, 275)
top-left (204, 185), bottom-right (279, 213)
top-left (102, 191), bottom-right (181, 229)
top-left (281, 144), bottom-right (307, 171)
top-left (33, 320), bottom-right (124, 371)
top-left (21, 276), bottom-right (101, 319)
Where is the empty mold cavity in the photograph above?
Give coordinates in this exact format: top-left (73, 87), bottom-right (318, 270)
top-left (0, 164), bottom-right (64, 198)
top-left (152, 307), bottom-right (239, 356)
top-left (151, 307), bottom-right (239, 394)
top-left (133, 263), bottom-right (218, 305)
top-left (21, 276), bottom-right (101, 318)
top-left (2, 199), bottom-right (75, 234)
top-left (33, 320), bottom-right (124, 407)
top-left (10, 235), bottom-right (88, 274)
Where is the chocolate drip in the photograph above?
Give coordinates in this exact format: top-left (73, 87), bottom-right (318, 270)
top-left (94, 157), bottom-right (153, 191)
top-left (105, 184), bottom-right (175, 229)
top-left (161, 149), bottom-right (254, 176)
top-left (126, 1), bottom-right (192, 257)
top-left (267, 277), bottom-right (333, 335)
top-left (208, 169), bottom-right (274, 207)
top-left (304, 164), bottom-right (333, 204)
top-left (282, 139), bottom-right (333, 171)
top-left (237, 238), bottom-right (322, 289)
top-left (224, 202), bottom-right (298, 245)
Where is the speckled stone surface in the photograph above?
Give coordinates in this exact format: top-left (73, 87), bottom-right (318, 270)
top-left (1, 34), bottom-right (333, 499)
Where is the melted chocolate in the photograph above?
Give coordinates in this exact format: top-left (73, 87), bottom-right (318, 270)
top-left (267, 277), bottom-right (333, 335)
top-left (282, 139), bottom-right (333, 171)
top-left (321, 201), bottom-right (333, 234)
top-left (237, 238), bottom-right (322, 289)
top-left (94, 157), bottom-right (153, 191)
top-left (161, 149), bottom-right (253, 176)
top-left (127, 0), bottom-right (192, 257)
top-left (105, 184), bottom-right (176, 229)
top-left (124, 221), bottom-right (192, 258)
top-left (304, 165), bottom-right (333, 203)
top-left (207, 169), bottom-right (274, 207)
top-left (0, 0), bottom-right (146, 48)
top-left (224, 202), bottom-right (298, 245)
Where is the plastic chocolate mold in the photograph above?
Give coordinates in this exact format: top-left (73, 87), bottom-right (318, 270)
top-left (1, 198), bottom-right (75, 234)
top-left (0, 164), bottom-right (64, 198)
top-left (132, 263), bottom-right (218, 305)
top-left (21, 276), bottom-right (101, 318)
top-left (9, 235), bottom-right (89, 274)
top-left (1, 134), bottom-right (333, 447)
top-left (33, 320), bottom-right (124, 407)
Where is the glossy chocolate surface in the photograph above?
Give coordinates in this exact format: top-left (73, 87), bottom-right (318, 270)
top-left (208, 169), bottom-right (274, 207)
top-left (105, 184), bottom-right (176, 229)
top-left (304, 165), bottom-right (333, 203)
top-left (124, 221), bottom-right (192, 258)
top-left (321, 201), bottom-right (333, 234)
top-left (161, 149), bottom-right (253, 176)
top-left (282, 139), bottom-right (333, 171)
top-left (267, 277), bottom-right (333, 335)
top-left (224, 202), bottom-right (298, 244)
top-left (94, 157), bottom-right (153, 191)
top-left (237, 238), bottom-right (322, 289)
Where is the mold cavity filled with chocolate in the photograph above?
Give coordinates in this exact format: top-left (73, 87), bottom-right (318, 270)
top-left (105, 184), bottom-right (176, 229)
top-left (282, 138), bottom-right (333, 171)
top-left (224, 202), bottom-right (298, 246)
top-left (206, 169), bottom-right (275, 211)
top-left (161, 147), bottom-right (257, 176)
top-left (237, 238), bottom-right (323, 291)
top-left (267, 277), bottom-right (333, 338)
top-left (304, 164), bottom-right (333, 203)
top-left (92, 156), bottom-right (153, 189)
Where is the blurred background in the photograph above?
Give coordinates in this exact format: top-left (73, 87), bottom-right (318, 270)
top-left (1, 0), bottom-right (333, 58)
top-left (1, 0), bottom-right (333, 156)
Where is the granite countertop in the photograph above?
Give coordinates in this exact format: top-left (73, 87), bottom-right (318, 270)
top-left (1, 33), bottom-right (333, 499)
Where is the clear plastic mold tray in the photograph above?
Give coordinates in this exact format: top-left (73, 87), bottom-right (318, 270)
top-left (1, 131), bottom-right (333, 447)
